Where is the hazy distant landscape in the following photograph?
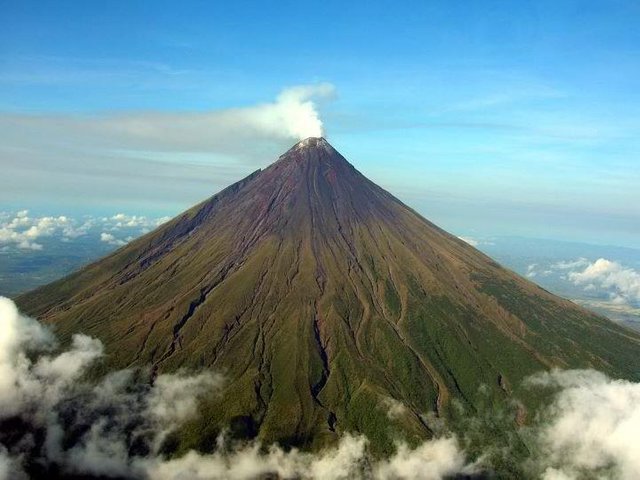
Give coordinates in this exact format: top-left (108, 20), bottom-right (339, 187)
top-left (472, 236), bottom-right (640, 331)
top-left (0, 210), bottom-right (170, 296)
top-left (3, 209), bottom-right (638, 331)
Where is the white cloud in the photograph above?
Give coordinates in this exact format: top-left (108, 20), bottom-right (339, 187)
top-left (375, 437), bottom-right (473, 480)
top-left (0, 446), bottom-right (26, 480)
top-left (568, 258), bottom-right (640, 304)
top-left (526, 264), bottom-right (554, 278)
top-left (456, 236), bottom-right (495, 248)
top-left (141, 434), bottom-right (477, 480)
top-left (550, 258), bottom-right (590, 270)
top-left (380, 396), bottom-right (408, 420)
top-left (0, 210), bottom-right (81, 250)
top-left (0, 209), bottom-right (170, 251)
top-left (0, 296), bottom-right (223, 479)
top-left (527, 257), bottom-right (640, 313)
top-left (0, 296), bottom-right (102, 417)
top-left (457, 236), bottom-right (479, 247)
top-left (100, 232), bottom-right (127, 246)
top-left (142, 435), bottom-right (369, 480)
top-left (527, 369), bottom-right (640, 480)
top-left (106, 212), bottom-right (171, 230)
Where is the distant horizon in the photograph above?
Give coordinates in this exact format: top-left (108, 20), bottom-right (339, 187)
top-left (2, 133), bottom-right (639, 250)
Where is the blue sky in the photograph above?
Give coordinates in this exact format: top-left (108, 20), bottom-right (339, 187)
top-left (1, 0), bottom-right (639, 248)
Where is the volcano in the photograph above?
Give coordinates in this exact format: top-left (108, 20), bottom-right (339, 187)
top-left (17, 137), bottom-right (640, 451)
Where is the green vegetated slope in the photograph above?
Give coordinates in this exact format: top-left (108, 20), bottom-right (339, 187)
top-left (17, 137), bottom-right (640, 455)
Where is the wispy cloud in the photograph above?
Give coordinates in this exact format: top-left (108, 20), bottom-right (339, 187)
top-left (457, 236), bottom-right (479, 247)
top-left (551, 258), bottom-right (591, 270)
top-left (99, 232), bottom-right (127, 247)
top-left (380, 396), bottom-right (408, 420)
top-left (0, 83), bottom-right (334, 153)
top-left (0, 55), bottom-right (193, 87)
top-left (457, 236), bottom-right (494, 247)
top-left (0, 84), bottom-right (335, 208)
top-left (448, 83), bottom-right (565, 113)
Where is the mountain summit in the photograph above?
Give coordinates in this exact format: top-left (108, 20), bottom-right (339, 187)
top-left (17, 138), bottom-right (640, 451)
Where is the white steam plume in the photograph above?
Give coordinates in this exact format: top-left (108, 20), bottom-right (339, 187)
top-left (0, 83), bottom-right (335, 155)
top-left (246, 83), bottom-right (335, 140)
top-left (95, 82), bottom-right (335, 146)
top-left (0, 84), bottom-right (336, 208)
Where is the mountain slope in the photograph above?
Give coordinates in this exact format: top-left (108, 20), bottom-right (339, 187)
top-left (17, 137), bottom-right (640, 452)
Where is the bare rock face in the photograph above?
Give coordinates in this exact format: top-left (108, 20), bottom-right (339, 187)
top-left (17, 137), bottom-right (640, 451)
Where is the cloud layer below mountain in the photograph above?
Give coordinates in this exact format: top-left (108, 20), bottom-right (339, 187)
top-left (0, 210), bottom-right (170, 252)
top-left (526, 257), bottom-right (640, 307)
top-left (568, 258), bottom-right (640, 305)
top-left (0, 297), bottom-right (477, 479)
top-left (1, 297), bottom-right (638, 479)
top-left (527, 369), bottom-right (640, 480)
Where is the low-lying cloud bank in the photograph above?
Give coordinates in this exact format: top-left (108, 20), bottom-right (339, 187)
top-left (567, 258), bottom-right (640, 305)
top-left (0, 210), bottom-right (76, 251)
top-left (0, 296), bottom-right (477, 479)
top-left (527, 369), bottom-right (640, 480)
top-left (0, 296), bottom-right (223, 479)
top-left (0, 210), bottom-right (170, 251)
top-left (1, 296), bottom-right (639, 479)
top-left (142, 435), bottom-right (473, 480)
top-left (526, 257), bottom-right (640, 307)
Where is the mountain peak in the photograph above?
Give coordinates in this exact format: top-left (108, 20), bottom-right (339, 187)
top-left (288, 136), bottom-right (335, 155)
top-left (295, 136), bottom-right (329, 148)
top-left (274, 136), bottom-right (347, 173)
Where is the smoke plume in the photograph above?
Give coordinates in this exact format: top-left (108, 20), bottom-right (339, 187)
top-left (0, 84), bottom-right (336, 208)
top-left (0, 83), bottom-right (335, 155)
